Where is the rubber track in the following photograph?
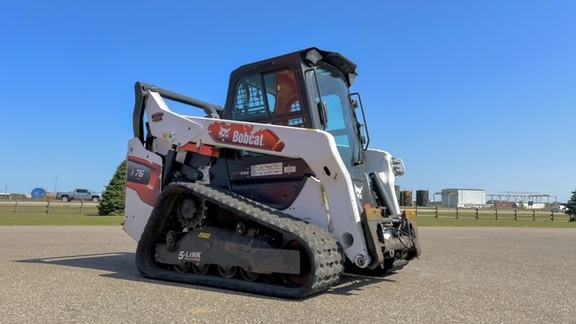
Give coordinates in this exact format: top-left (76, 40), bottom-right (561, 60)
top-left (136, 182), bottom-right (344, 299)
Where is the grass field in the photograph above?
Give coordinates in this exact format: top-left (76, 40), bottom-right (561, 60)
top-left (417, 216), bottom-right (576, 228)
top-left (1, 200), bottom-right (574, 227)
top-left (0, 214), bottom-right (125, 226)
top-left (0, 200), bottom-right (125, 225)
top-left (413, 206), bottom-right (575, 228)
top-left (1, 212), bottom-right (575, 227)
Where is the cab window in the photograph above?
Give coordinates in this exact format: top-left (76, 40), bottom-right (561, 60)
top-left (232, 69), bottom-right (307, 127)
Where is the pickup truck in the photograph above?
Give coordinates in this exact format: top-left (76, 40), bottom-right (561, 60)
top-left (56, 189), bottom-right (101, 202)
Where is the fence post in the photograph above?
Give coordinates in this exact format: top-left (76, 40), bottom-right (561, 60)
top-left (80, 200), bottom-right (84, 215)
top-left (495, 208), bottom-right (498, 220)
top-left (14, 199), bottom-right (18, 215)
top-left (532, 209), bottom-right (536, 221)
top-left (514, 209), bottom-right (518, 221)
top-left (551, 210), bottom-right (555, 222)
top-left (47, 200), bottom-right (51, 215)
top-left (475, 207), bottom-right (479, 220)
top-left (415, 205), bottom-right (418, 218)
top-left (456, 207), bottom-right (459, 219)
top-left (435, 206), bottom-right (438, 218)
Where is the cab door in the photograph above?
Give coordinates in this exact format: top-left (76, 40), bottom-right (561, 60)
top-left (223, 68), bottom-right (315, 210)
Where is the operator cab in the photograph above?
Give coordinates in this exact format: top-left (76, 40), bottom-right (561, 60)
top-left (223, 48), bottom-right (369, 183)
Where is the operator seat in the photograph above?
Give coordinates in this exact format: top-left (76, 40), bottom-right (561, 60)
top-left (274, 70), bottom-right (300, 117)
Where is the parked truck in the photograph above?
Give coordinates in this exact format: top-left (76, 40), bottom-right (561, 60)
top-left (56, 189), bottom-right (101, 202)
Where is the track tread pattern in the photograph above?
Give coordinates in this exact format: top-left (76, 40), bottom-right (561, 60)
top-left (136, 182), bottom-right (343, 299)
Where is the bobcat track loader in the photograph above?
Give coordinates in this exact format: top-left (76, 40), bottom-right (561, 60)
top-left (124, 48), bottom-right (421, 298)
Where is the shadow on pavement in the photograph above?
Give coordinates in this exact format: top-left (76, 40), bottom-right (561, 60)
top-left (326, 272), bottom-right (396, 296)
top-left (15, 252), bottom-right (140, 280)
top-left (15, 253), bottom-right (397, 300)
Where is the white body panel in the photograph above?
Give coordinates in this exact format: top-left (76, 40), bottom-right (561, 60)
top-left (125, 91), bottom-right (373, 266)
top-left (284, 176), bottom-right (330, 229)
top-left (124, 138), bottom-right (163, 241)
top-left (365, 149), bottom-right (402, 215)
top-left (124, 188), bottom-right (153, 241)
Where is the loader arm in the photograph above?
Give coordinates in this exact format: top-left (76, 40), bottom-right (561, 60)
top-left (132, 82), bottom-right (223, 142)
top-left (126, 89), bottom-right (374, 267)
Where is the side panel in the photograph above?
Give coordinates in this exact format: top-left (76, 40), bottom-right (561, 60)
top-left (283, 176), bottom-right (330, 229)
top-left (364, 149), bottom-right (402, 215)
top-left (124, 138), bottom-right (163, 241)
top-left (227, 153), bottom-right (313, 210)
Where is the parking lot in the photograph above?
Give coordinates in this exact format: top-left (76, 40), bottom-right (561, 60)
top-left (0, 226), bottom-right (574, 323)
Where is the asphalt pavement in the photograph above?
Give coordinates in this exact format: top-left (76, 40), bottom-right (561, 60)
top-left (0, 226), bottom-right (574, 323)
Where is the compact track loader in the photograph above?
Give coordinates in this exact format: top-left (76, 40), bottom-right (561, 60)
top-left (124, 48), bottom-right (421, 298)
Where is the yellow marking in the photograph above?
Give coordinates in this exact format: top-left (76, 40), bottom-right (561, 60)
top-left (404, 209), bottom-right (417, 221)
top-left (320, 186), bottom-right (328, 207)
top-left (365, 207), bottom-right (383, 221)
top-left (198, 232), bottom-right (211, 239)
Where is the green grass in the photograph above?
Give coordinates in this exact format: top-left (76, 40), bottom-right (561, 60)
top-left (417, 216), bottom-right (576, 228)
top-left (0, 200), bottom-right (124, 226)
top-left (0, 214), bottom-right (125, 226)
top-left (2, 213), bottom-right (574, 228)
top-left (1, 203), bottom-right (574, 228)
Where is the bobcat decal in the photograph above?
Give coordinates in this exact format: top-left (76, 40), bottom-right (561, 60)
top-left (208, 122), bottom-right (285, 152)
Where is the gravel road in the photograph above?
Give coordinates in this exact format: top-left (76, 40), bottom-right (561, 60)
top-left (0, 226), bottom-right (574, 323)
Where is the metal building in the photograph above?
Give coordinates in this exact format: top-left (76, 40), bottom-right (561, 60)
top-left (441, 188), bottom-right (486, 208)
top-left (486, 192), bottom-right (557, 209)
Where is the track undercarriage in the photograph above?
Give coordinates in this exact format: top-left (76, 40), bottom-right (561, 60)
top-left (136, 182), bottom-right (344, 299)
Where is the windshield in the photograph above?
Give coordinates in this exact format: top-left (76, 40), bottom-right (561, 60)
top-left (310, 65), bottom-right (363, 168)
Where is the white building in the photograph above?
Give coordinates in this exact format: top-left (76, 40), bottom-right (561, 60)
top-left (441, 188), bottom-right (486, 208)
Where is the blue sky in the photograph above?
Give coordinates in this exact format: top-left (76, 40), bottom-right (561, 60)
top-left (1, 1), bottom-right (574, 202)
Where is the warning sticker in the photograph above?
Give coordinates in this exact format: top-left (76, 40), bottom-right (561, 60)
top-left (251, 163), bottom-right (283, 177)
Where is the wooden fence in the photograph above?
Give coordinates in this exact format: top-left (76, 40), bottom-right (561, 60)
top-left (0, 200), bottom-right (100, 216)
top-left (413, 206), bottom-right (572, 222)
top-left (1, 199), bottom-right (571, 221)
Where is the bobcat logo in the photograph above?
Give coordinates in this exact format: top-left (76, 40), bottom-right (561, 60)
top-left (354, 185), bottom-right (363, 200)
top-left (218, 127), bottom-right (230, 140)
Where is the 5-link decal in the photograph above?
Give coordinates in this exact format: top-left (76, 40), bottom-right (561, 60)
top-left (178, 251), bottom-right (201, 262)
